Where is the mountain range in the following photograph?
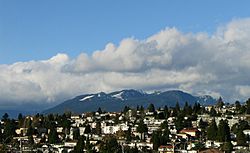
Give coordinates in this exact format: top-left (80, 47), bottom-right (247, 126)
top-left (43, 89), bottom-right (216, 114)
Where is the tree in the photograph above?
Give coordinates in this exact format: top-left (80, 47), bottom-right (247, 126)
top-left (123, 106), bottom-right (130, 114)
top-left (125, 126), bottom-right (132, 142)
top-left (222, 141), bottom-right (233, 153)
top-left (216, 97), bottom-right (224, 108)
top-left (3, 119), bottom-right (17, 143)
top-left (151, 131), bottom-right (161, 150)
top-left (175, 101), bottom-right (180, 112)
top-left (2, 113), bottom-right (9, 121)
top-left (95, 121), bottom-right (102, 135)
top-left (140, 105), bottom-right (144, 113)
top-left (207, 119), bottom-right (217, 141)
top-left (85, 137), bottom-right (95, 153)
top-left (99, 136), bottom-right (121, 153)
top-left (174, 113), bottom-right (185, 131)
top-left (193, 102), bottom-right (201, 114)
top-left (209, 107), bottom-right (217, 117)
top-left (59, 113), bottom-right (71, 134)
top-left (236, 130), bottom-right (246, 146)
top-left (84, 124), bottom-right (92, 138)
top-left (17, 113), bottom-right (24, 128)
top-left (232, 120), bottom-right (250, 134)
top-left (73, 128), bottom-right (80, 140)
top-left (26, 125), bottom-right (34, 136)
top-left (151, 129), bottom-right (170, 151)
top-left (235, 101), bottom-right (241, 112)
top-left (192, 142), bottom-right (205, 150)
top-left (0, 122), bottom-right (3, 143)
top-left (183, 102), bottom-right (192, 115)
top-left (163, 105), bottom-right (169, 118)
top-left (148, 103), bottom-right (155, 113)
top-left (217, 119), bottom-right (230, 142)
top-left (246, 98), bottom-right (250, 114)
top-left (199, 118), bottom-right (208, 130)
top-left (136, 119), bottom-right (148, 141)
top-left (160, 120), bottom-right (168, 130)
top-left (48, 127), bottom-right (59, 144)
top-left (74, 136), bottom-right (85, 152)
top-left (28, 135), bottom-right (34, 145)
top-left (97, 107), bottom-right (103, 114)
top-left (124, 146), bottom-right (139, 153)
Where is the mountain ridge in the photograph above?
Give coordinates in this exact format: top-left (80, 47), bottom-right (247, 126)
top-left (42, 89), bottom-right (216, 114)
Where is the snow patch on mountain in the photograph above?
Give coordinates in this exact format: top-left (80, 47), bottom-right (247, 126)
top-left (112, 91), bottom-right (124, 100)
top-left (79, 95), bottom-right (94, 101)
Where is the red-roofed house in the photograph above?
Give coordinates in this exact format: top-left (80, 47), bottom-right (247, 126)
top-left (179, 128), bottom-right (200, 137)
top-left (158, 145), bottom-right (174, 153)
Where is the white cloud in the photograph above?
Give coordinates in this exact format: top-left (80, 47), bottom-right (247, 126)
top-left (2, 18), bottom-right (250, 109)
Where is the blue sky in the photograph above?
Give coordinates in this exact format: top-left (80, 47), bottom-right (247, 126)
top-left (1, 0), bottom-right (250, 64)
top-left (1, 1), bottom-right (250, 110)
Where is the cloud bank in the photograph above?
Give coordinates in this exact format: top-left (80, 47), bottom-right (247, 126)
top-left (2, 18), bottom-right (250, 110)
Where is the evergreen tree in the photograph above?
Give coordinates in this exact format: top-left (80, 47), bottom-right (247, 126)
top-left (216, 97), bottom-right (224, 108)
top-left (163, 105), bottom-right (169, 118)
top-left (74, 136), bottom-right (85, 152)
top-left (123, 106), bottom-right (130, 114)
top-left (199, 118), bottom-right (208, 130)
top-left (85, 137), bottom-right (93, 153)
top-left (2, 113), bottom-right (9, 121)
top-left (246, 98), bottom-right (250, 114)
top-left (17, 113), bottom-right (24, 128)
top-left (26, 125), bottom-right (34, 136)
top-left (193, 102), bottom-right (201, 114)
top-left (183, 102), bottom-right (192, 115)
top-left (235, 101), bottom-right (241, 112)
top-left (99, 136), bottom-right (122, 153)
top-left (97, 107), bottom-right (103, 114)
top-left (3, 119), bottom-right (17, 143)
top-left (151, 129), bottom-right (170, 151)
top-left (174, 113), bottom-right (185, 131)
top-left (140, 105), bottom-right (144, 113)
top-left (73, 128), bottom-right (80, 140)
top-left (125, 126), bottom-right (132, 142)
top-left (222, 141), bottom-right (233, 153)
top-left (85, 124), bottom-right (92, 138)
top-left (95, 121), bottom-right (102, 135)
top-left (175, 101), bottom-right (180, 112)
top-left (28, 135), bottom-right (34, 145)
top-left (236, 130), bottom-right (246, 146)
top-left (151, 131), bottom-right (161, 150)
top-left (209, 107), bottom-right (217, 117)
top-left (136, 119), bottom-right (148, 141)
top-left (0, 122), bottom-right (3, 143)
top-left (85, 124), bottom-right (92, 134)
top-left (207, 119), bottom-right (217, 141)
top-left (160, 120), bottom-right (168, 130)
top-left (48, 127), bottom-right (59, 144)
top-left (124, 146), bottom-right (139, 153)
top-left (217, 119), bottom-right (230, 142)
top-left (148, 103), bottom-right (155, 113)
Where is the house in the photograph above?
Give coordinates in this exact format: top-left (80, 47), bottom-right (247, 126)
top-left (243, 129), bottom-right (250, 136)
top-left (198, 148), bottom-right (223, 153)
top-left (158, 145), bottom-right (174, 153)
top-left (64, 141), bottom-right (77, 148)
top-left (179, 128), bottom-right (200, 137)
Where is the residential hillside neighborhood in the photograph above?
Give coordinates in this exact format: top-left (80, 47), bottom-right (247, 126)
top-left (1, 98), bottom-right (250, 153)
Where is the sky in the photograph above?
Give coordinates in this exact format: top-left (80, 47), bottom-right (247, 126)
top-left (1, 0), bottom-right (250, 111)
